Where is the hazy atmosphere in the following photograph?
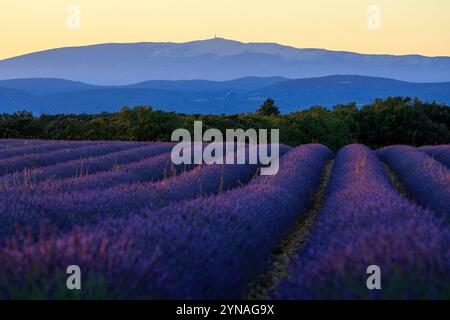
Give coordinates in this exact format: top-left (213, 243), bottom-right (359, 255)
top-left (1, 0), bottom-right (450, 59)
top-left (0, 0), bottom-right (449, 305)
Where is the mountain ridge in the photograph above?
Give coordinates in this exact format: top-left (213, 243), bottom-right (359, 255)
top-left (1, 75), bottom-right (449, 115)
top-left (4, 38), bottom-right (449, 60)
top-left (2, 38), bottom-right (450, 85)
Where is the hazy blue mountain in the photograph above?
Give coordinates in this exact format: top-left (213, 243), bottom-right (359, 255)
top-left (0, 78), bottom-right (98, 95)
top-left (0, 76), bottom-right (287, 95)
top-left (1, 75), bottom-right (449, 115)
top-left (129, 76), bottom-right (288, 92)
top-left (1, 38), bottom-right (450, 85)
top-left (249, 75), bottom-right (450, 109)
top-left (0, 87), bottom-right (34, 113)
top-left (0, 76), bottom-right (289, 114)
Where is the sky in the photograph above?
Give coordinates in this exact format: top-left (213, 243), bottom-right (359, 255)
top-left (1, 0), bottom-right (449, 60)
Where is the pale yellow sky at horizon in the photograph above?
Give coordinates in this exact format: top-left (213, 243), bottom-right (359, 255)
top-left (1, 0), bottom-right (450, 60)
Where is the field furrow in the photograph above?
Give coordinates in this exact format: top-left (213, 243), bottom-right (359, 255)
top-left (0, 139), bottom-right (448, 300)
top-left (247, 159), bottom-right (335, 299)
top-left (0, 144), bottom-right (333, 299)
top-left (0, 143), bottom-right (174, 186)
top-left (29, 152), bottom-right (191, 193)
top-left (0, 141), bottom-right (145, 176)
top-left (377, 145), bottom-right (450, 220)
top-left (0, 147), bottom-right (280, 242)
top-left (0, 139), bottom-right (47, 150)
top-left (0, 140), bottom-right (100, 161)
top-left (419, 145), bottom-right (450, 167)
top-left (273, 144), bottom-right (449, 299)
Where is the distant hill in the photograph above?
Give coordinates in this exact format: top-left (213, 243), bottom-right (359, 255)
top-left (0, 78), bottom-right (97, 95)
top-left (0, 75), bottom-right (449, 115)
top-left (249, 75), bottom-right (450, 110)
top-left (1, 38), bottom-right (450, 85)
top-left (0, 77), bottom-right (289, 114)
top-left (128, 76), bottom-right (288, 92)
top-left (0, 87), bottom-right (33, 112)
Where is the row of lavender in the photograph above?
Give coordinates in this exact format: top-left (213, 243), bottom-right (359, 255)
top-left (0, 140), bottom-right (448, 299)
top-left (419, 145), bottom-right (450, 167)
top-left (378, 145), bottom-right (450, 220)
top-left (0, 144), bottom-right (332, 298)
top-left (0, 143), bottom-right (290, 241)
top-left (0, 143), bottom-right (291, 232)
top-left (0, 141), bottom-right (287, 187)
top-left (0, 141), bottom-right (156, 176)
top-left (274, 145), bottom-right (449, 299)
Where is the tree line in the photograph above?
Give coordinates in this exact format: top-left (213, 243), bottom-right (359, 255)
top-left (0, 97), bottom-right (448, 151)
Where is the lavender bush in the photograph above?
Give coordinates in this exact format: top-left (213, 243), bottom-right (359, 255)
top-left (0, 144), bottom-right (332, 299)
top-left (0, 140), bottom-right (447, 300)
top-left (0, 139), bottom-right (47, 150)
top-left (0, 140), bottom-right (97, 161)
top-left (274, 145), bottom-right (450, 299)
top-left (377, 145), bottom-right (450, 220)
top-left (0, 148), bottom-right (276, 242)
top-left (0, 143), bottom-right (173, 186)
top-left (419, 145), bottom-right (450, 167)
top-left (0, 142), bottom-right (144, 175)
top-left (31, 152), bottom-right (192, 193)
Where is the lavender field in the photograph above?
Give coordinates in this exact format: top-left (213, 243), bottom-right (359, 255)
top-left (0, 139), bottom-right (448, 299)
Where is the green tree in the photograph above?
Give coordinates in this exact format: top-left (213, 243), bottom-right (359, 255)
top-left (256, 99), bottom-right (280, 116)
top-left (1, 97), bottom-right (448, 150)
top-left (0, 111), bottom-right (44, 138)
top-left (286, 107), bottom-right (354, 151)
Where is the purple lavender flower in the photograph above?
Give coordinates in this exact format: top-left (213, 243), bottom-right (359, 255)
top-left (377, 145), bottom-right (450, 220)
top-left (0, 141), bottom-right (145, 175)
top-left (0, 143), bottom-right (174, 186)
top-left (0, 144), bottom-right (289, 242)
top-left (0, 139), bottom-right (47, 150)
top-left (0, 140), bottom-right (98, 161)
top-left (1, 140), bottom-right (447, 300)
top-left (0, 144), bottom-right (331, 299)
top-left (274, 145), bottom-right (450, 299)
top-left (419, 145), bottom-right (450, 168)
